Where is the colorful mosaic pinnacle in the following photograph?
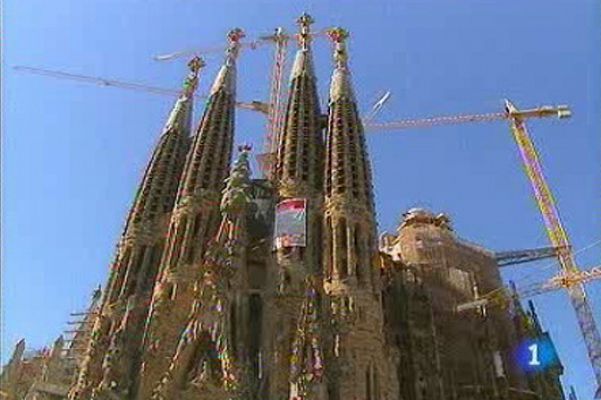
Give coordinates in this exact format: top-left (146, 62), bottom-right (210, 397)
top-left (328, 27), bottom-right (350, 68)
top-left (182, 56), bottom-right (205, 96)
top-left (296, 12), bottom-right (314, 49)
top-left (225, 28), bottom-right (245, 60)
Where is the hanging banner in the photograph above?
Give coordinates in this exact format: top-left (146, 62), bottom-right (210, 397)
top-left (274, 198), bottom-right (307, 249)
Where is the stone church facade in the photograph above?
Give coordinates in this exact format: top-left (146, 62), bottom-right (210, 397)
top-left (2, 14), bottom-right (566, 400)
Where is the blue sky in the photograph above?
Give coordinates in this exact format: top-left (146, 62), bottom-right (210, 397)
top-left (2, 0), bottom-right (600, 397)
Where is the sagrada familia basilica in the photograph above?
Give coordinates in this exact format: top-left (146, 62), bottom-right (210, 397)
top-left (1, 14), bottom-right (567, 400)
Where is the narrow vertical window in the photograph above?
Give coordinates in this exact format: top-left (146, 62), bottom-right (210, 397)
top-left (374, 366), bottom-right (380, 400)
top-left (186, 212), bottom-right (203, 264)
top-left (325, 217), bottom-right (333, 280)
top-left (337, 218), bottom-right (347, 279)
top-left (169, 218), bottom-right (184, 268)
top-left (366, 233), bottom-right (374, 286)
top-left (354, 224), bottom-right (363, 284)
top-left (124, 246), bottom-right (146, 296)
top-left (230, 301), bottom-right (237, 355)
top-left (110, 247), bottom-right (131, 302)
top-left (366, 366), bottom-right (372, 400)
top-left (143, 243), bottom-right (162, 291)
top-left (316, 222), bottom-right (322, 274)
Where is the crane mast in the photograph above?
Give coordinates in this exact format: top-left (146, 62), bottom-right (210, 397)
top-left (505, 100), bottom-right (601, 397)
top-left (264, 28), bottom-right (289, 158)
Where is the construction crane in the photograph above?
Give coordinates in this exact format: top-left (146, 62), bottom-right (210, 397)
top-left (364, 103), bottom-right (571, 132)
top-left (152, 29), bottom-right (285, 62)
top-left (370, 101), bottom-right (601, 397)
top-left (456, 265), bottom-right (601, 313)
top-left (506, 100), bottom-right (601, 397)
top-left (494, 245), bottom-right (561, 267)
top-left (263, 28), bottom-right (289, 156)
top-left (12, 65), bottom-right (270, 114)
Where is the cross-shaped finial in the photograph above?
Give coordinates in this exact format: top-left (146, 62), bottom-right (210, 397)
top-left (296, 13), bottom-right (314, 49)
top-left (327, 27), bottom-right (350, 67)
top-left (297, 12), bottom-right (314, 28)
top-left (188, 56), bottom-right (206, 75)
top-left (228, 28), bottom-right (246, 45)
top-left (238, 143), bottom-right (252, 153)
top-left (225, 28), bottom-right (245, 62)
top-left (183, 56), bottom-right (205, 95)
top-left (327, 27), bottom-right (349, 43)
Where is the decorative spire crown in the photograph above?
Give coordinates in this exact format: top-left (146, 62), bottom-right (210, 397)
top-left (328, 27), bottom-right (350, 69)
top-left (327, 27), bottom-right (355, 101)
top-left (182, 56), bottom-right (205, 97)
top-left (210, 28), bottom-right (244, 95)
top-left (164, 58), bottom-right (201, 133)
top-left (296, 13), bottom-right (314, 50)
top-left (225, 28), bottom-right (245, 64)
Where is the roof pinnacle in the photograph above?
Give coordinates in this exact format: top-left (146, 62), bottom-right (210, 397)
top-left (296, 12), bottom-right (314, 50)
top-left (220, 144), bottom-right (252, 217)
top-left (209, 28), bottom-right (243, 95)
top-left (327, 27), bottom-right (355, 101)
top-left (327, 27), bottom-right (350, 69)
top-left (225, 27), bottom-right (245, 63)
top-left (182, 56), bottom-right (205, 97)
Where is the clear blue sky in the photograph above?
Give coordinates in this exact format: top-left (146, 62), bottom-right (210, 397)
top-left (2, 0), bottom-right (600, 397)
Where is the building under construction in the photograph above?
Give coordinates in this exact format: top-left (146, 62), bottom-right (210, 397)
top-left (4, 13), bottom-right (594, 400)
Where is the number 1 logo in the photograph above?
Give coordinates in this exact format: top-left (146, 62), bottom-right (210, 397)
top-left (528, 343), bottom-right (540, 366)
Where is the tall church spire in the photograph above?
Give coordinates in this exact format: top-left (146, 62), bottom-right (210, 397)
top-left (323, 27), bottom-right (376, 289)
top-left (274, 13), bottom-right (322, 195)
top-left (265, 14), bottom-right (326, 400)
top-left (123, 55), bottom-right (204, 235)
top-left (69, 58), bottom-right (203, 400)
top-left (322, 27), bottom-right (394, 400)
top-left (289, 13), bottom-right (316, 78)
top-left (160, 56), bottom-right (203, 139)
top-left (138, 29), bottom-right (243, 399)
top-left (177, 28), bottom-right (242, 200)
top-left (326, 27), bottom-right (373, 208)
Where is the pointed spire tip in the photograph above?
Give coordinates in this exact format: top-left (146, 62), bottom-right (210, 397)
top-left (296, 13), bottom-right (314, 49)
top-left (327, 27), bottom-right (349, 43)
top-left (297, 12), bottom-right (314, 27)
top-left (182, 56), bottom-right (205, 97)
top-left (188, 56), bottom-right (206, 74)
top-left (227, 28), bottom-right (245, 47)
top-left (223, 28), bottom-right (245, 65)
top-left (328, 27), bottom-right (350, 68)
